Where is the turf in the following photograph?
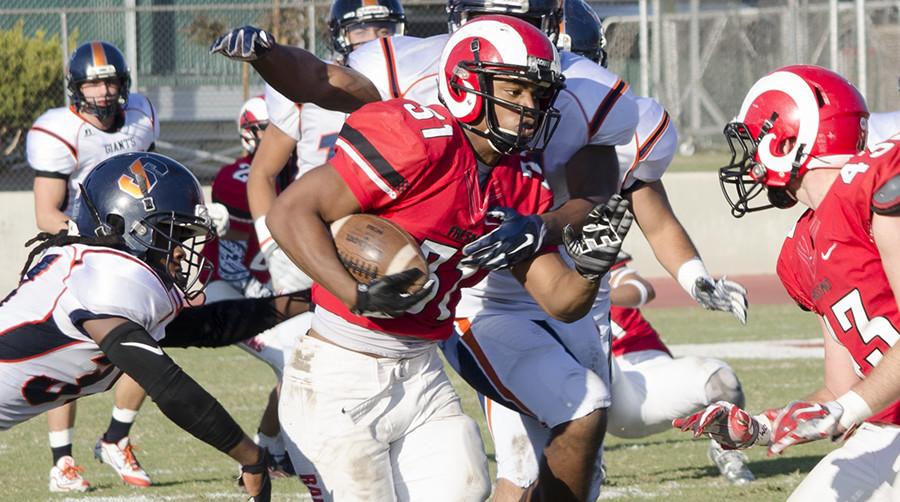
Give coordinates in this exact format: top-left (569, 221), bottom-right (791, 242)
top-left (0, 303), bottom-right (832, 501)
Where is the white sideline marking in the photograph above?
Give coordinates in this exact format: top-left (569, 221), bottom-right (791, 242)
top-left (670, 338), bottom-right (823, 360)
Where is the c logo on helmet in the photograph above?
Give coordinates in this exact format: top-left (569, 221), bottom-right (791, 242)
top-left (117, 159), bottom-right (168, 199)
top-left (737, 71), bottom-right (821, 175)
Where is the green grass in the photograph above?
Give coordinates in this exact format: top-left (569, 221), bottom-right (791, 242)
top-left (0, 304), bottom-right (832, 501)
top-left (667, 151), bottom-right (730, 173)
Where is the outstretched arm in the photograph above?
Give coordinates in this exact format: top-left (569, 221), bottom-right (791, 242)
top-left (210, 26), bottom-right (380, 113)
top-left (82, 317), bottom-right (270, 498)
top-left (252, 45), bottom-right (380, 113)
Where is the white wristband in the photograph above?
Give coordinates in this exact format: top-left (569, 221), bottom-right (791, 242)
top-left (835, 391), bottom-right (872, 430)
top-left (677, 257), bottom-right (710, 298)
top-left (752, 412), bottom-right (773, 446)
top-left (621, 279), bottom-right (650, 308)
top-left (254, 216), bottom-right (274, 250)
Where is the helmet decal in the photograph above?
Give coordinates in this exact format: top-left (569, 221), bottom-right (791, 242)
top-left (738, 71), bottom-right (821, 177)
top-left (117, 159), bottom-right (168, 200)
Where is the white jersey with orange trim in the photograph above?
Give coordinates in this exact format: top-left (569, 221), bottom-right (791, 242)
top-left (347, 35), bottom-right (446, 107)
top-left (867, 111), bottom-right (900, 149)
top-left (616, 96), bottom-right (677, 192)
top-left (264, 83), bottom-right (348, 178)
top-left (25, 93), bottom-right (159, 212)
top-left (347, 39), bottom-right (639, 209)
top-left (0, 244), bottom-right (182, 429)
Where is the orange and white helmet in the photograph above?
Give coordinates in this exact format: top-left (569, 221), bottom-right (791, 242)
top-left (238, 96), bottom-right (269, 155)
top-left (720, 65), bottom-right (868, 216)
top-left (438, 15), bottom-right (565, 154)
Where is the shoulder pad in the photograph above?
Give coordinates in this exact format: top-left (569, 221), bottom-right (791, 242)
top-left (873, 172), bottom-right (900, 215)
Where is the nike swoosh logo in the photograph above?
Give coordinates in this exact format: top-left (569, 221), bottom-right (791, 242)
top-left (121, 342), bottom-right (164, 356)
top-left (821, 243), bottom-right (837, 261)
top-left (508, 234), bottom-right (535, 255)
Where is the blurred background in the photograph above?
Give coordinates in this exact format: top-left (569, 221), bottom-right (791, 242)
top-left (2, 0), bottom-right (899, 187)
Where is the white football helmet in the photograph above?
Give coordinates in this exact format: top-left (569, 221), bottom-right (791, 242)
top-left (238, 95), bottom-right (269, 155)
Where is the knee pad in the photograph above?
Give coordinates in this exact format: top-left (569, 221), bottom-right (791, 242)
top-left (704, 364), bottom-right (744, 407)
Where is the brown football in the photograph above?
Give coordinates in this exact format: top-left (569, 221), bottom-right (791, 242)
top-left (330, 214), bottom-right (428, 293)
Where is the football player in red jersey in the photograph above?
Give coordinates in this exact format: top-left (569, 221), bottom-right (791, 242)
top-left (674, 65), bottom-right (900, 500)
top-left (265, 17), bottom-right (632, 502)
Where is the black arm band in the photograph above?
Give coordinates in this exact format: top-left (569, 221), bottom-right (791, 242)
top-left (872, 173), bottom-right (900, 215)
top-left (33, 170), bottom-right (69, 180)
top-left (160, 295), bottom-right (303, 348)
top-left (99, 321), bottom-right (245, 453)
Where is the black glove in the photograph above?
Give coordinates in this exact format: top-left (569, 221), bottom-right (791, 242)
top-left (209, 26), bottom-right (275, 62)
top-left (460, 207), bottom-right (546, 270)
top-left (239, 447), bottom-right (272, 502)
top-left (351, 268), bottom-right (435, 318)
top-left (562, 194), bottom-right (634, 281)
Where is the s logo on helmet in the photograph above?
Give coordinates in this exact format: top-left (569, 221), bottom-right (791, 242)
top-left (117, 159), bottom-right (169, 210)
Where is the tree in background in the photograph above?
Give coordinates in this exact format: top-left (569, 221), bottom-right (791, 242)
top-left (0, 20), bottom-right (74, 159)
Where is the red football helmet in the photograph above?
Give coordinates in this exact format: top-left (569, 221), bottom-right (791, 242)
top-left (438, 15), bottom-right (565, 154)
top-left (720, 65), bottom-right (868, 217)
top-left (238, 95), bottom-right (269, 155)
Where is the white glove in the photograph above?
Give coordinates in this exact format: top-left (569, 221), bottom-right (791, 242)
top-left (254, 216), bottom-right (313, 294)
top-left (264, 245), bottom-right (314, 294)
top-left (206, 202), bottom-right (231, 238)
top-left (243, 277), bottom-right (274, 299)
top-left (692, 276), bottom-right (749, 325)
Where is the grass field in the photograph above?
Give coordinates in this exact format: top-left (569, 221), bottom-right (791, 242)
top-left (0, 303), bottom-right (835, 501)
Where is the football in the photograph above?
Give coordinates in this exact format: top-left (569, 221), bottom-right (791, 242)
top-left (330, 214), bottom-right (429, 292)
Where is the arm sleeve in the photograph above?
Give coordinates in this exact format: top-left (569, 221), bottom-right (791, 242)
top-left (264, 84), bottom-right (302, 141)
top-left (159, 294), bottom-right (309, 348)
top-left (329, 101), bottom-right (430, 211)
top-left (99, 321), bottom-right (245, 454)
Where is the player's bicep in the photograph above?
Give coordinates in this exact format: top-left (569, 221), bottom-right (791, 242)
top-left (251, 125), bottom-right (297, 178)
top-left (821, 316), bottom-right (861, 396)
top-left (33, 176), bottom-right (68, 211)
top-left (279, 162), bottom-right (361, 223)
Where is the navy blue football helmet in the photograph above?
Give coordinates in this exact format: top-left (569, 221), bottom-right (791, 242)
top-left (447, 0), bottom-right (563, 42)
top-left (66, 41), bottom-right (131, 121)
top-left (327, 0), bottom-right (406, 57)
top-left (558, 0), bottom-right (607, 67)
top-left (72, 152), bottom-right (213, 296)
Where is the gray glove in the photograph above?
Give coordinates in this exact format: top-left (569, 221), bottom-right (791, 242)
top-left (562, 194), bottom-right (634, 281)
top-left (209, 26), bottom-right (275, 62)
top-left (693, 277), bottom-right (749, 324)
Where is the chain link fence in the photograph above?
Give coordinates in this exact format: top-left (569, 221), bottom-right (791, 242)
top-left (1, 0), bottom-right (898, 189)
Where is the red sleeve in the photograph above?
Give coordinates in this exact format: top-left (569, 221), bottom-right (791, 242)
top-left (776, 213), bottom-right (817, 313)
top-left (331, 100), bottom-right (453, 212)
top-left (868, 140), bottom-right (900, 215)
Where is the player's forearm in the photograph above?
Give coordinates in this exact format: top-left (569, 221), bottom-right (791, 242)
top-left (160, 296), bottom-right (309, 348)
top-left (802, 386), bottom-right (837, 403)
top-left (251, 44), bottom-right (379, 113)
top-left (35, 208), bottom-right (69, 234)
top-left (247, 164), bottom-right (278, 220)
top-left (518, 254), bottom-right (599, 322)
top-left (268, 196), bottom-right (357, 307)
top-left (849, 344), bottom-right (900, 418)
top-left (540, 198), bottom-right (595, 246)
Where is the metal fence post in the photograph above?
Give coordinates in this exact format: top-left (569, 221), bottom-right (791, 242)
top-left (124, 0), bottom-right (138, 90)
top-left (307, 2), bottom-right (316, 56)
top-left (689, 0), bottom-right (700, 139)
top-left (651, 0), bottom-right (661, 100)
top-left (60, 11), bottom-right (69, 106)
top-left (829, 0), bottom-right (838, 71)
top-left (638, 0), bottom-right (649, 98)
top-left (856, 0), bottom-right (866, 99)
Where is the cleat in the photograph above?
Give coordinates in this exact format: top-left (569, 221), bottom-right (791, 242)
top-left (709, 440), bottom-right (755, 485)
top-left (49, 455), bottom-right (91, 493)
top-left (94, 436), bottom-right (152, 487)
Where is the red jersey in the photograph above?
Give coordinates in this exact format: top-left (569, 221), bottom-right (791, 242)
top-left (313, 99), bottom-right (553, 341)
top-left (610, 306), bottom-right (671, 357)
top-left (776, 139), bottom-right (900, 426)
top-left (200, 157), bottom-right (269, 287)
